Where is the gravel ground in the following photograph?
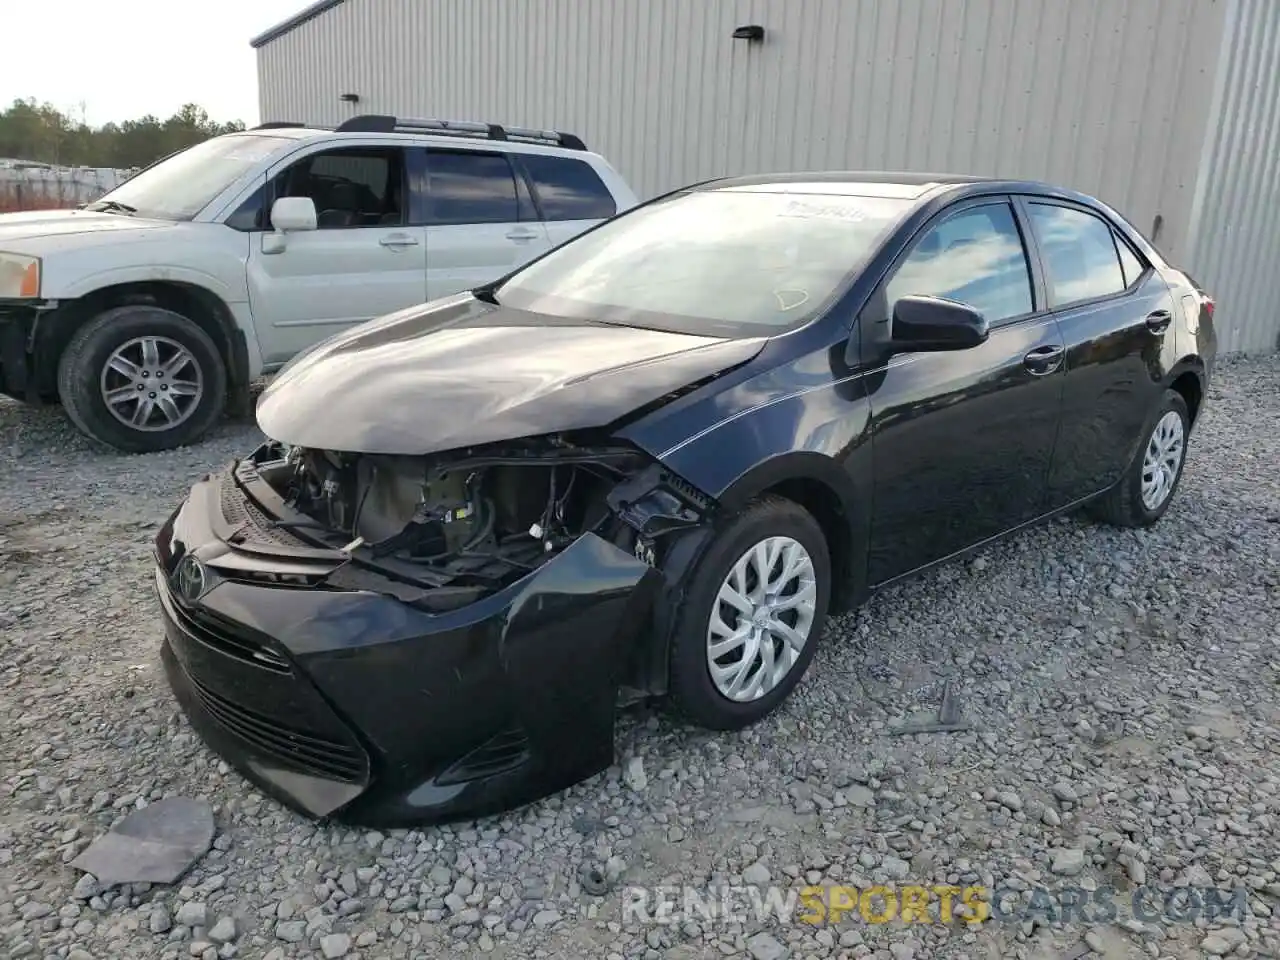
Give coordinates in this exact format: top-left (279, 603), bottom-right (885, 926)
top-left (2, 356), bottom-right (1279, 960)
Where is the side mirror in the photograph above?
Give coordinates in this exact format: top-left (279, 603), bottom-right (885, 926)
top-left (270, 196), bottom-right (317, 233)
top-left (891, 295), bottom-right (989, 352)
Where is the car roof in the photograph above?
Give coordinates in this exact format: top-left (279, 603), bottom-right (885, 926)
top-left (700, 171), bottom-right (994, 201)
top-left (692, 170), bottom-right (1113, 217)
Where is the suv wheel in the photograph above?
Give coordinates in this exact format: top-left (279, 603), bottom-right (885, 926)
top-left (667, 496), bottom-right (831, 730)
top-left (57, 305), bottom-right (227, 453)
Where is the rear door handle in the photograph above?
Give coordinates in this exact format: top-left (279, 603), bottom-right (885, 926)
top-left (1024, 344), bottom-right (1065, 375)
top-left (379, 234), bottom-right (419, 248)
top-left (505, 228), bottom-right (541, 242)
top-left (1145, 309), bottom-right (1173, 333)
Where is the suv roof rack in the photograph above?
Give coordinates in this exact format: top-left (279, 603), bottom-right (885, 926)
top-left (252, 121), bottom-right (314, 130)
top-left (333, 114), bottom-right (587, 151)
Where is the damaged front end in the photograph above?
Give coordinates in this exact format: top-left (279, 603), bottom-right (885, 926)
top-left (155, 432), bottom-right (717, 826)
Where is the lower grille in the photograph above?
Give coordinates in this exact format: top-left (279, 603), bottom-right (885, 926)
top-left (188, 674), bottom-right (366, 782)
top-left (168, 598), bottom-right (292, 674)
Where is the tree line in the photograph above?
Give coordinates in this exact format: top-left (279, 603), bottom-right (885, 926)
top-left (0, 99), bottom-right (246, 170)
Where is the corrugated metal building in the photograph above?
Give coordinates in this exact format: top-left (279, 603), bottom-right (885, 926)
top-left (253, 0), bottom-right (1280, 354)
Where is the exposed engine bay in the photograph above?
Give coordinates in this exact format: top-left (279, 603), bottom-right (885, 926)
top-left (246, 436), bottom-right (712, 611)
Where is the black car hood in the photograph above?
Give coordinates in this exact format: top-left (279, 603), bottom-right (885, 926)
top-left (256, 294), bottom-right (766, 455)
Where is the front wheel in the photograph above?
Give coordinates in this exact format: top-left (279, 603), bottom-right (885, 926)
top-left (667, 496), bottom-right (831, 730)
top-left (1088, 388), bottom-right (1190, 528)
top-left (56, 305), bottom-right (227, 453)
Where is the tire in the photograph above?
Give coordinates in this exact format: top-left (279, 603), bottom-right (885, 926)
top-left (56, 305), bottom-right (227, 453)
top-left (667, 496), bottom-right (832, 730)
top-left (1087, 388), bottom-right (1190, 528)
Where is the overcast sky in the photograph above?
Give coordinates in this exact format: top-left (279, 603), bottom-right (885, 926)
top-left (1, 0), bottom-right (305, 127)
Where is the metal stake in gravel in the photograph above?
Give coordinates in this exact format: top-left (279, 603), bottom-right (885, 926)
top-left (891, 681), bottom-right (973, 735)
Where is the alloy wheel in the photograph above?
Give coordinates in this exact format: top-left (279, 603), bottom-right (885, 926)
top-left (706, 535), bottom-right (818, 702)
top-left (100, 336), bottom-right (204, 432)
top-left (1140, 410), bottom-right (1185, 511)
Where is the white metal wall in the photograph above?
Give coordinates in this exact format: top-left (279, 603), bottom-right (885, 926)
top-left (1185, 0), bottom-right (1280, 355)
top-left (258, 0), bottom-right (1280, 352)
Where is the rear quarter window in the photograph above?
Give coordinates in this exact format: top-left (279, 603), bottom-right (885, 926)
top-left (521, 154), bottom-right (617, 221)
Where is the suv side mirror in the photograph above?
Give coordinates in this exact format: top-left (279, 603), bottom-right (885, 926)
top-left (891, 295), bottom-right (989, 352)
top-left (271, 197), bottom-right (318, 233)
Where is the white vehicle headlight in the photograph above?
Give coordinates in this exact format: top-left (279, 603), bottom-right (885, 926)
top-left (0, 253), bottom-right (41, 299)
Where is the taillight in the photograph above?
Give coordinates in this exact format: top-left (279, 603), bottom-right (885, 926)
top-left (1202, 295), bottom-right (1215, 318)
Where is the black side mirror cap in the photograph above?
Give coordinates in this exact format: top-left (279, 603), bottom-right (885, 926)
top-left (891, 295), bottom-right (989, 352)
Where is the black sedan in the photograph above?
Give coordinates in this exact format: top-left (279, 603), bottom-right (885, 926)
top-left (154, 172), bottom-right (1216, 826)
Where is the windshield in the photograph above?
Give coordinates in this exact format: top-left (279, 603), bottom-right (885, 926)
top-left (87, 134), bottom-right (289, 221)
top-left (493, 188), bottom-right (912, 336)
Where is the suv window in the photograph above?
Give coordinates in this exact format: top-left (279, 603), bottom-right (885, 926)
top-left (520, 154), bottom-right (616, 221)
top-left (421, 150), bottom-right (521, 225)
top-left (225, 183), bottom-right (266, 232)
top-left (885, 202), bottom-right (1033, 324)
top-left (273, 147), bottom-right (405, 229)
top-left (1028, 203), bottom-right (1127, 306)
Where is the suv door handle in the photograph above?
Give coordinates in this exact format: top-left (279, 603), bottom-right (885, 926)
top-left (505, 228), bottom-right (541, 242)
top-left (1145, 309), bottom-right (1173, 333)
top-left (1024, 344), bottom-right (1065, 375)
top-left (379, 234), bottom-right (419, 248)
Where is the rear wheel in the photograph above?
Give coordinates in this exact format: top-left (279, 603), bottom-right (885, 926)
top-left (1088, 388), bottom-right (1190, 527)
top-left (57, 305), bottom-right (227, 453)
top-left (667, 496), bottom-right (831, 730)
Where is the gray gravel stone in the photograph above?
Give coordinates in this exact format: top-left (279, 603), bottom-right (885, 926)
top-left (274, 920), bottom-right (306, 943)
top-left (746, 931), bottom-right (787, 960)
top-left (206, 917), bottom-right (236, 944)
top-left (148, 905), bottom-right (172, 934)
top-left (1051, 848), bottom-right (1086, 876)
top-left (174, 901), bottom-right (207, 928)
top-left (319, 932), bottom-right (352, 958)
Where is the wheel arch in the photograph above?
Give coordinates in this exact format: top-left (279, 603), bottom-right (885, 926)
top-left (1165, 357), bottom-right (1206, 426)
top-left (33, 280), bottom-right (249, 401)
top-left (714, 451), bottom-right (866, 614)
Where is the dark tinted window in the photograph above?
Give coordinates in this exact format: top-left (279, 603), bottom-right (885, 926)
top-left (521, 154), bottom-right (616, 221)
top-left (1029, 203), bottom-right (1126, 306)
top-left (1115, 234), bottom-right (1146, 288)
top-left (423, 150), bottom-right (519, 225)
top-left (275, 147), bottom-right (404, 228)
top-left (886, 203), bottom-right (1033, 324)
top-left (225, 184), bottom-right (265, 232)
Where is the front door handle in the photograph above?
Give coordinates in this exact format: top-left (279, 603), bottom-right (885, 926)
top-left (379, 234), bottom-right (419, 248)
top-left (505, 229), bottom-right (541, 242)
top-left (1024, 344), bottom-right (1065, 375)
top-left (1145, 309), bottom-right (1173, 333)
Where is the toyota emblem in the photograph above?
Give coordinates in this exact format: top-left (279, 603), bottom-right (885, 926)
top-left (173, 555), bottom-right (207, 603)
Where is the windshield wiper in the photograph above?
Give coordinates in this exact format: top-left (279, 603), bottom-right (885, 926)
top-left (83, 199), bottom-right (137, 215)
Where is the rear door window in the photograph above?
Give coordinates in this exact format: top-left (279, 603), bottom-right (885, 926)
top-left (1028, 203), bottom-right (1128, 306)
top-left (417, 149), bottom-right (527, 225)
top-left (1114, 234), bottom-right (1147, 288)
top-left (520, 154), bottom-right (617, 221)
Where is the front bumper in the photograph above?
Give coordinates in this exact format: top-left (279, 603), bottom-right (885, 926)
top-left (0, 304), bottom-right (37, 400)
top-left (155, 467), bottom-right (661, 826)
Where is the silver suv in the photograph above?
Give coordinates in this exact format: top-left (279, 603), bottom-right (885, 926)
top-left (0, 115), bottom-right (638, 451)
